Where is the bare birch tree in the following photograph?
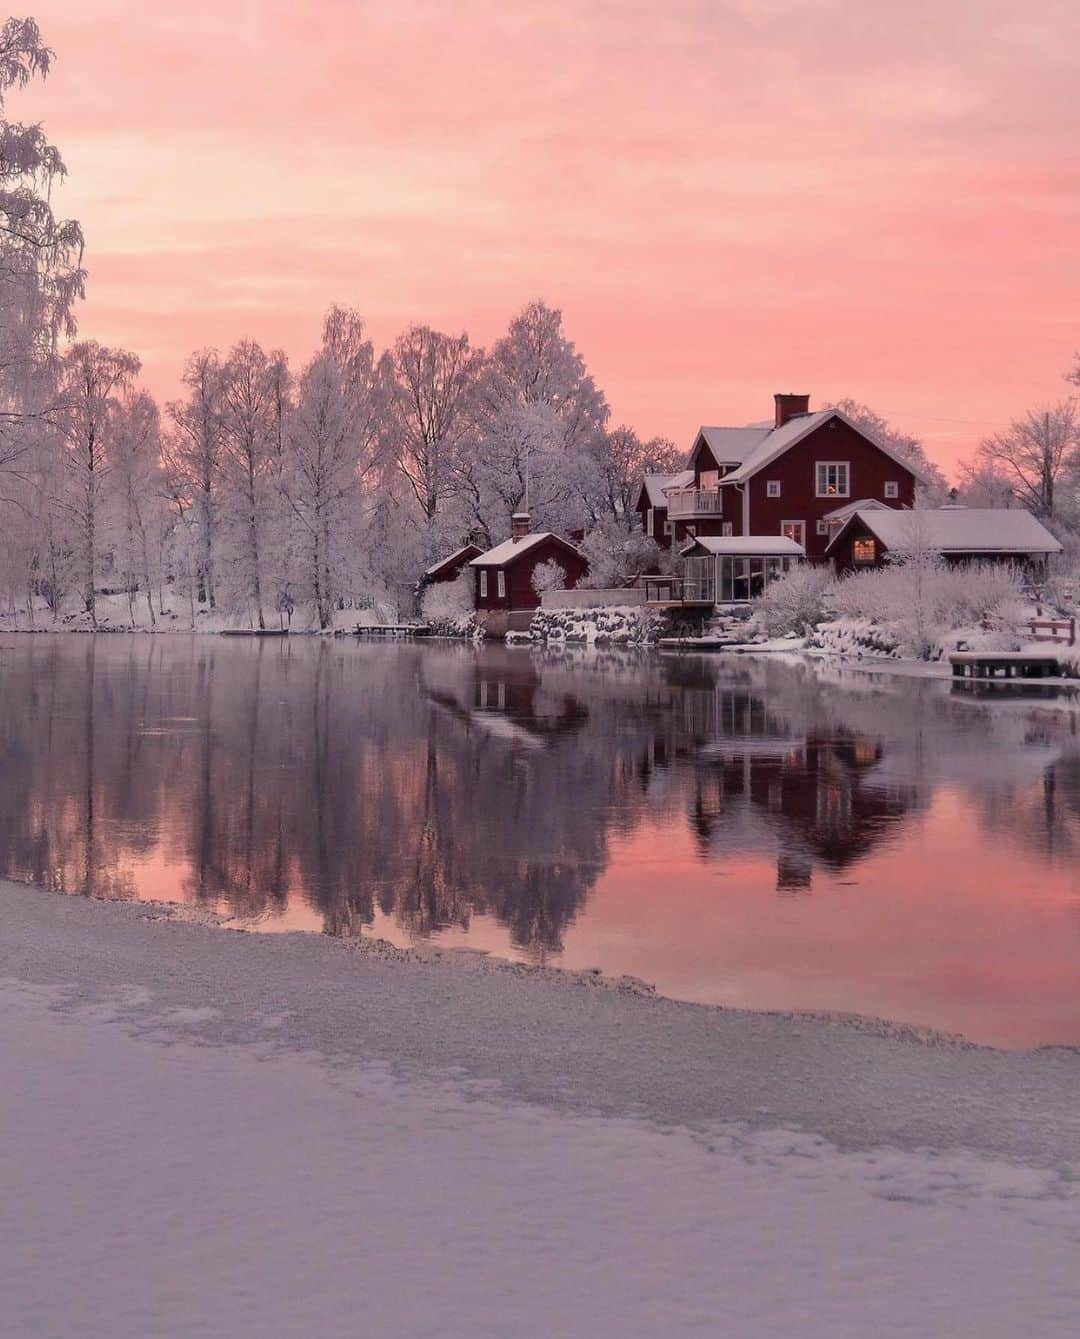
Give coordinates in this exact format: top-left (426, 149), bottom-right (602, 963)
top-left (973, 400), bottom-right (1080, 519)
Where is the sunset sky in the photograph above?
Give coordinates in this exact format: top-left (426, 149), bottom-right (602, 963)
top-left (18, 0), bottom-right (1080, 475)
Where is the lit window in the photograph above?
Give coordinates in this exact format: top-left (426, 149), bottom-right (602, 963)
top-left (853, 538), bottom-right (877, 565)
top-left (767, 480), bottom-right (781, 498)
top-left (885, 481), bottom-right (899, 499)
top-left (781, 520), bottom-right (806, 547)
top-left (497, 570), bottom-right (506, 599)
top-left (479, 570), bottom-right (488, 598)
top-left (816, 462), bottom-right (850, 497)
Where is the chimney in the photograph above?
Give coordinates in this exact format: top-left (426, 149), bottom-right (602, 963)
top-left (511, 511), bottom-right (531, 542)
top-left (774, 393), bottom-right (810, 429)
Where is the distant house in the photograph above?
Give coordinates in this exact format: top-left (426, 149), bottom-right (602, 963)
top-left (659, 394), bottom-right (919, 560)
top-left (420, 544), bottom-right (483, 588)
top-left (635, 470), bottom-right (693, 549)
top-left (826, 507), bottom-right (1063, 574)
top-left (469, 513), bottom-right (588, 638)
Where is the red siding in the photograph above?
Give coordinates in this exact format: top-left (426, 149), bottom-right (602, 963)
top-left (474, 536), bottom-right (588, 612)
top-left (746, 418), bottom-right (915, 560)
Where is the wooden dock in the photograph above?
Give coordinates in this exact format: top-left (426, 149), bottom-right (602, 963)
top-left (949, 651), bottom-right (1061, 680)
top-left (354, 623), bottom-right (432, 638)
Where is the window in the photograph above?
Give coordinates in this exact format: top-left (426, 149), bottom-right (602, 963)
top-left (884, 481), bottom-right (899, 499)
top-left (497, 570), bottom-right (506, 599)
top-left (815, 462), bottom-right (850, 497)
top-left (853, 537), bottom-right (877, 565)
top-left (646, 507), bottom-right (654, 537)
top-left (816, 519), bottom-right (829, 536)
top-left (721, 521), bottom-right (734, 537)
top-left (664, 520), bottom-right (673, 536)
top-left (767, 480), bottom-right (781, 498)
top-left (479, 570), bottom-right (488, 598)
top-left (699, 469), bottom-right (720, 491)
top-left (781, 520), bottom-right (806, 547)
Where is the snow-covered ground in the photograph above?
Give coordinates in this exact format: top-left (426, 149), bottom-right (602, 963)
top-left (2, 879), bottom-right (1079, 1338)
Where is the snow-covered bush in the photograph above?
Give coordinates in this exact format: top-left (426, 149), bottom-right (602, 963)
top-left (577, 520), bottom-right (665, 589)
top-left (751, 564), bottom-right (832, 637)
top-left (420, 571), bottom-right (473, 622)
top-left (531, 558), bottom-right (568, 596)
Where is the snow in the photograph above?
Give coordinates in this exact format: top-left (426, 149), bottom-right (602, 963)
top-left (2, 879), bottom-right (1080, 1337)
top-left (682, 534), bottom-right (805, 556)
top-left (468, 531), bottom-right (579, 567)
top-left (834, 507), bottom-right (1063, 555)
top-left (642, 468), bottom-right (693, 507)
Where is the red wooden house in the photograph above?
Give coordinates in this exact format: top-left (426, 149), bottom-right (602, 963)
top-left (420, 543), bottom-right (483, 587)
top-left (634, 470), bottom-right (693, 549)
top-left (661, 393), bottom-right (919, 561)
top-left (469, 514), bottom-right (588, 637)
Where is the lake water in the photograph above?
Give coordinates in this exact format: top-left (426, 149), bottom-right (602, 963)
top-left (2, 634), bottom-right (1079, 1047)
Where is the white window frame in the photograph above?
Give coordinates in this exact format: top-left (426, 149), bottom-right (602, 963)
top-left (646, 507), bottom-right (654, 537)
top-left (815, 462), bottom-right (850, 498)
top-left (781, 520), bottom-right (806, 547)
top-left (766, 480), bottom-right (781, 498)
top-left (721, 521), bottom-right (734, 537)
top-left (816, 519), bottom-right (829, 536)
top-left (884, 481), bottom-right (899, 499)
top-left (479, 570), bottom-right (488, 598)
top-left (497, 570), bottom-right (506, 599)
top-left (663, 519), bottom-right (673, 536)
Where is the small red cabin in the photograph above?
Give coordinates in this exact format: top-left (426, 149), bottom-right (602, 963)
top-left (469, 515), bottom-right (588, 638)
top-left (420, 543), bottom-right (483, 587)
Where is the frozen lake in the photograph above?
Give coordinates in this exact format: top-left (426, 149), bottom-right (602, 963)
top-left (2, 633), bottom-right (1078, 1047)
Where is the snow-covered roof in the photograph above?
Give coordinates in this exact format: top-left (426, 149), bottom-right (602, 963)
top-left (469, 532), bottom-right (583, 568)
top-left (709, 409), bottom-right (924, 486)
top-left (680, 535), bottom-right (806, 558)
top-left (826, 508), bottom-right (1063, 556)
top-left (694, 427), bottom-right (771, 467)
top-left (424, 544), bottom-right (481, 578)
top-left (641, 470), bottom-right (693, 508)
top-left (822, 498), bottom-right (891, 523)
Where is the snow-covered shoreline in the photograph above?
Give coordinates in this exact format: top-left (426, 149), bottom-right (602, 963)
top-left (3, 876), bottom-right (1079, 1337)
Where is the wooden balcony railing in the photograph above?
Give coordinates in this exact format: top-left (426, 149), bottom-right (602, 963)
top-left (665, 488), bottom-right (724, 519)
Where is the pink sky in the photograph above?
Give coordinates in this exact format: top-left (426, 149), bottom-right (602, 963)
top-left (18, 0), bottom-right (1080, 475)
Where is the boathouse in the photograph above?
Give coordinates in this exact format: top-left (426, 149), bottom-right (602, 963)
top-left (469, 513), bottom-right (588, 638)
top-left (825, 507), bottom-right (1063, 574)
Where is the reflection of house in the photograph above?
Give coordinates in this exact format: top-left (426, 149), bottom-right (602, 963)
top-left (428, 652), bottom-right (590, 749)
top-left (469, 513), bottom-right (588, 638)
top-left (826, 506), bottom-right (1063, 574)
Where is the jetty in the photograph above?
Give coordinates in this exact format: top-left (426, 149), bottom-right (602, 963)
top-left (949, 651), bottom-right (1061, 681)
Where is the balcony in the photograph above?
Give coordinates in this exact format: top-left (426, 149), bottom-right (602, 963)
top-left (665, 487), bottom-right (724, 520)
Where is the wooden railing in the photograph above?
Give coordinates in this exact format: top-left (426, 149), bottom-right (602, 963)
top-left (666, 488), bottom-right (724, 519)
top-left (1021, 617), bottom-right (1076, 646)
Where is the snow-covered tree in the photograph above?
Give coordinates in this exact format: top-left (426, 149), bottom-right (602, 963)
top-left (55, 341), bottom-right (139, 624)
top-left (828, 399), bottom-right (949, 505)
top-left (581, 426), bottom-right (682, 529)
top-left (971, 401), bottom-right (1080, 520)
top-left (0, 18), bottom-right (85, 503)
top-left (216, 341), bottom-right (287, 628)
top-left (384, 324), bottom-right (481, 532)
top-left (531, 557), bottom-right (567, 597)
top-left (578, 519), bottom-right (663, 589)
top-left (109, 390), bottom-right (162, 626)
top-left (166, 350), bottom-right (225, 607)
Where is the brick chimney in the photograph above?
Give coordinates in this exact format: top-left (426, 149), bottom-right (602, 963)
top-left (511, 511), bottom-right (531, 542)
top-left (774, 393), bottom-right (810, 429)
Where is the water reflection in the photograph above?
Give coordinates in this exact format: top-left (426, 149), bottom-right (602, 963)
top-left (1, 636), bottom-right (1079, 1044)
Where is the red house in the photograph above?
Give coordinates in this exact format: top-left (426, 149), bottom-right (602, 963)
top-left (420, 543), bottom-right (483, 587)
top-left (469, 514), bottom-right (588, 638)
top-left (661, 394), bottom-right (919, 561)
top-left (634, 470), bottom-right (693, 549)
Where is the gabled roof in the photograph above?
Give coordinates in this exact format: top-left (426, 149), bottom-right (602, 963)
top-left (639, 470), bottom-right (693, 509)
top-left (680, 535), bottom-right (805, 558)
top-left (705, 408), bottom-right (924, 486)
top-left (825, 507), bottom-right (1063, 556)
top-left (469, 532), bottom-right (584, 568)
top-left (821, 498), bottom-right (892, 523)
top-left (424, 544), bottom-right (482, 579)
top-left (691, 426), bottom-right (771, 469)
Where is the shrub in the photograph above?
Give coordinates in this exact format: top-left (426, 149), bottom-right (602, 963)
top-left (751, 564), bottom-right (833, 636)
top-left (531, 558), bottom-right (568, 596)
top-left (420, 571), bottom-right (473, 622)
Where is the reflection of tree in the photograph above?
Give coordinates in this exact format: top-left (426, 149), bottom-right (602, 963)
top-left (1, 637), bottom-right (1071, 958)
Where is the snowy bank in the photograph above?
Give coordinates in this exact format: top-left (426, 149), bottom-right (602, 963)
top-left (3, 879), bottom-right (1080, 1338)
